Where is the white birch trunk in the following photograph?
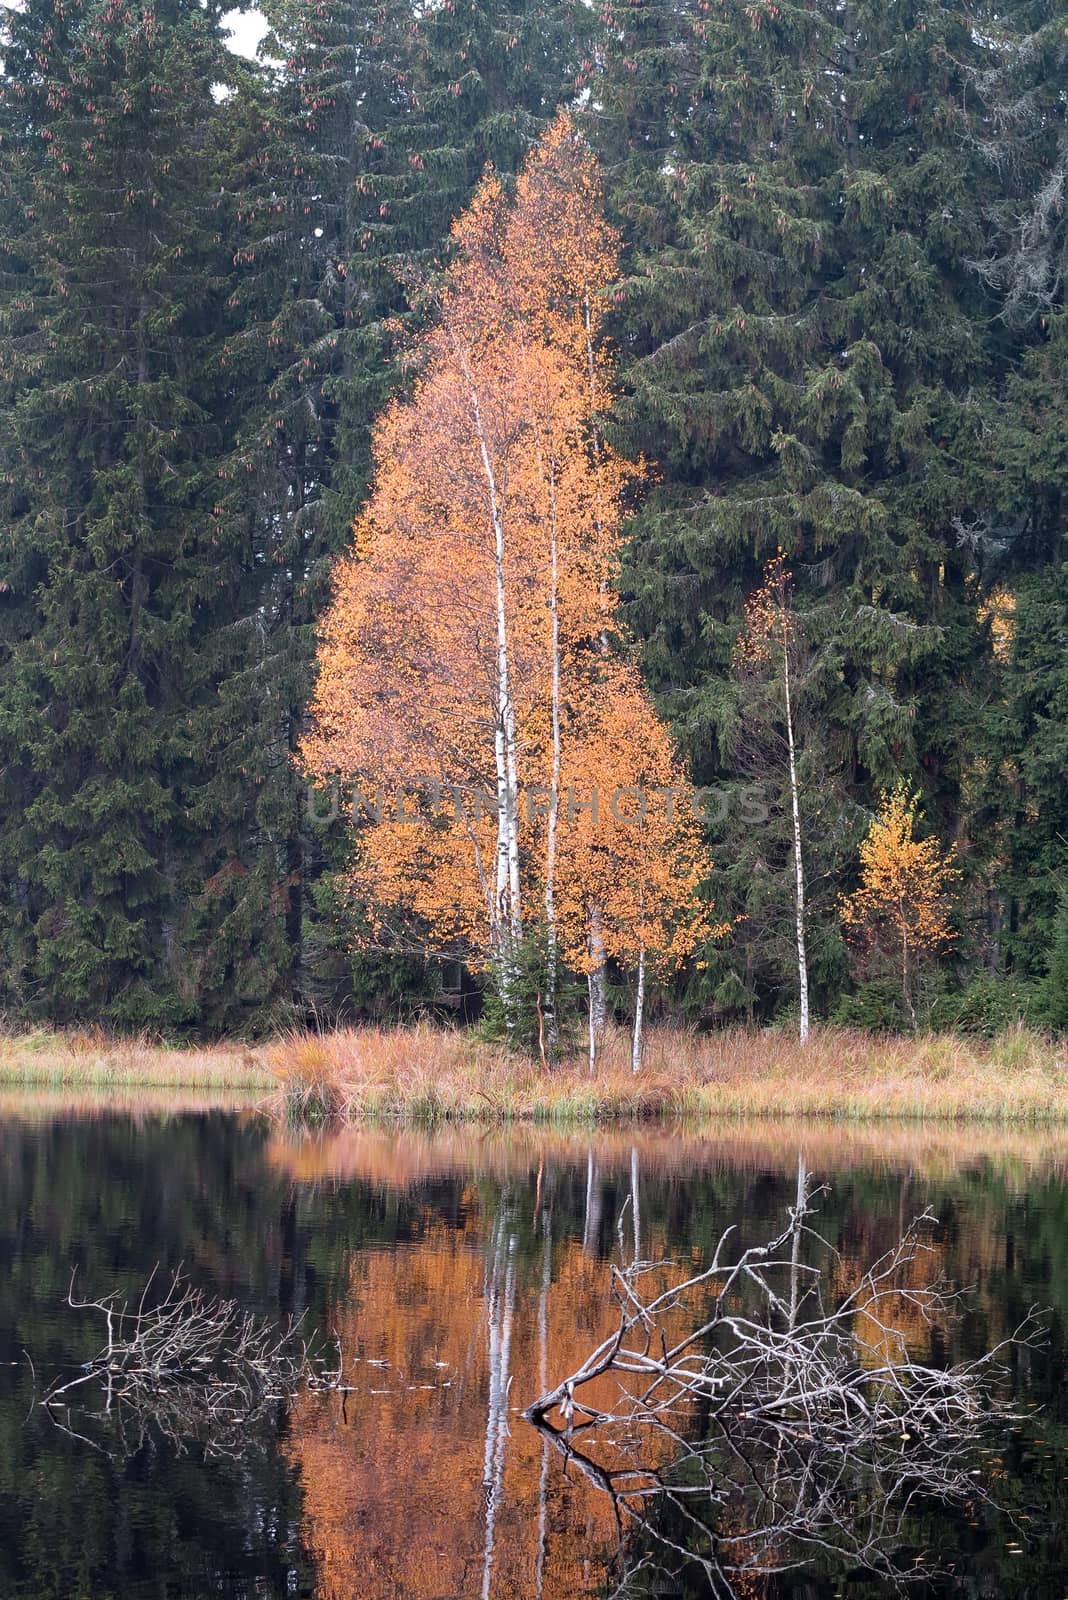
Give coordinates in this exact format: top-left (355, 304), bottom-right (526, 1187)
top-left (783, 639), bottom-right (810, 1045)
top-left (631, 947), bottom-right (646, 1074)
top-left (543, 456), bottom-right (561, 1060)
top-left (451, 333), bottom-right (523, 1022)
top-left (587, 910), bottom-right (607, 1075)
top-left (582, 296), bottom-right (611, 1055)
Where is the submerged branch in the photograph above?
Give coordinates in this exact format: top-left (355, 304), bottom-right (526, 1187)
top-left (525, 1174), bottom-right (1044, 1595)
top-left (40, 1266), bottom-right (343, 1459)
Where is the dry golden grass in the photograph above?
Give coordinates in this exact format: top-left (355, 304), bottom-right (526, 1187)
top-left (0, 1021), bottom-right (1064, 1123)
top-left (0, 1029), bottom-right (273, 1090)
top-left (261, 1020), bottom-right (1068, 1126)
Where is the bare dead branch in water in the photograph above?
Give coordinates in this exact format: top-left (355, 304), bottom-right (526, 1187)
top-left (40, 1266), bottom-right (346, 1459)
top-left (525, 1163), bottom-right (1045, 1595)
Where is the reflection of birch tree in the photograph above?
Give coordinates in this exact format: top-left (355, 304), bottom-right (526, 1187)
top-left (480, 1211), bottom-right (517, 1600)
top-left (534, 1208), bottom-right (552, 1600)
top-left (629, 1147), bottom-right (641, 1264)
top-left (583, 1151), bottom-right (602, 1258)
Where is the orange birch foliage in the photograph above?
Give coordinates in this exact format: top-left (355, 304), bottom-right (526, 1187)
top-left (839, 785), bottom-right (960, 1026)
top-left (300, 115), bottom-right (709, 1003)
top-left (736, 550), bottom-right (796, 671)
top-left (552, 657), bottom-right (714, 982)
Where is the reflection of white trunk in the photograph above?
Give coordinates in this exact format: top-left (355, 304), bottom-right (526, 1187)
top-left (535, 1211), bottom-right (552, 1600)
top-left (783, 636), bottom-right (809, 1045)
top-left (587, 911), bottom-right (607, 1074)
top-left (630, 1145), bottom-right (641, 1263)
top-left (631, 948), bottom-right (646, 1074)
top-left (789, 1153), bottom-right (807, 1332)
top-left (481, 1218), bottom-right (517, 1600)
top-left (583, 1150), bottom-right (601, 1256)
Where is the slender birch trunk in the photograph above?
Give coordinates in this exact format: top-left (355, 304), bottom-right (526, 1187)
top-left (452, 333), bottom-right (523, 1024)
top-left (543, 454), bottom-right (561, 1061)
top-left (582, 295), bottom-right (610, 1044)
top-left (902, 927), bottom-right (915, 1029)
top-left (631, 947), bottom-right (646, 1074)
top-left (782, 633), bottom-right (810, 1045)
top-left (587, 909), bottom-right (607, 1074)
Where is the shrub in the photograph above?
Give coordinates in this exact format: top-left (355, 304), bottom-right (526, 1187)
top-left (928, 973), bottom-right (1043, 1039)
top-left (831, 981), bottom-right (908, 1033)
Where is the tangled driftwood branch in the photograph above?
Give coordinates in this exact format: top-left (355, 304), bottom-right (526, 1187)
top-left (42, 1266), bottom-right (331, 1458)
top-left (525, 1163), bottom-right (1043, 1595)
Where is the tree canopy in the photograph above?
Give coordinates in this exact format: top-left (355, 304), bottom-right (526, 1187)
top-left (0, 0), bottom-right (1064, 1033)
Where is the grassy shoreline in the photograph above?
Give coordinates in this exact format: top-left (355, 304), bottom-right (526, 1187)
top-left (1, 1022), bottom-right (1065, 1124)
top-left (0, 1030), bottom-right (274, 1091)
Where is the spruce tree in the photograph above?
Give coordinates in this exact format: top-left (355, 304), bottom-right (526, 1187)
top-left (969, 9), bottom-right (1067, 981)
top-left (0, 0), bottom-right (244, 1023)
top-left (986, 551), bottom-right (1068, 982)
top-left (1047, 885), bottom-right (1068, 1034)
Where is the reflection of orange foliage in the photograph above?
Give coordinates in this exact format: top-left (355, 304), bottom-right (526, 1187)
top-left (287, 1213), bottom-right (642, 1600)
top-left (852, 1232), bottom-right (948, 1370)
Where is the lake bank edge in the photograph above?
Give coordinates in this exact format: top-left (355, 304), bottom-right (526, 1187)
top-left (1, 1023), bottom-right (1065, 1124)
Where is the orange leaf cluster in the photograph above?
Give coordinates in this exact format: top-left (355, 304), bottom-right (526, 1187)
top-left (735, 549), bottom-right (794, 672)
top-left (555, 657), bottom-right (715, 976)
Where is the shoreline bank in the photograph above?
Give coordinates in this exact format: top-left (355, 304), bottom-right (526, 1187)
top-left (1, 1023), bottom-right (1064, 1125)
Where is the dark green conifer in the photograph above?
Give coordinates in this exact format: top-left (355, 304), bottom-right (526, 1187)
top-left (0, 0), bottom-right (245, 1023)
top-left (594, 0), bottom-right (1048, 1011)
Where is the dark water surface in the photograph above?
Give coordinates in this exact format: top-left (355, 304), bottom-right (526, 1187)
top-left (0, 1105), bottom-right (1066, 1598)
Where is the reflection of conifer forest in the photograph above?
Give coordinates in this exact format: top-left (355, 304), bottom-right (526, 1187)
top-left (2, 1113), bottom-right (1068, 1596)
top-left (1, 1), bottom-right (1066, 1037)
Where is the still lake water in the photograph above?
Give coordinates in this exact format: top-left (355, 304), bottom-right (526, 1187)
top-left (0, 1101), bottom-right (1066, 1598)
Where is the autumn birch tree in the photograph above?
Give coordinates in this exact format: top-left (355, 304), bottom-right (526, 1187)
top-left (301, 116), bottom-right (709, 1053)
top-left (554, 660), bottom-right (712, 1073)
top-left (736, 555), bottom-right (811, 1043)
top-left (840, 786), bottom-right (960, 1028)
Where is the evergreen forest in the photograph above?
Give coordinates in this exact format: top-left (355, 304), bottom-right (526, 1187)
top-left (1, 0), bottom-right (1065, 1037)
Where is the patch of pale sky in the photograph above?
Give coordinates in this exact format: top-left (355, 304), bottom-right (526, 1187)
top-left (221, 8), bottom-right (268, 60)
